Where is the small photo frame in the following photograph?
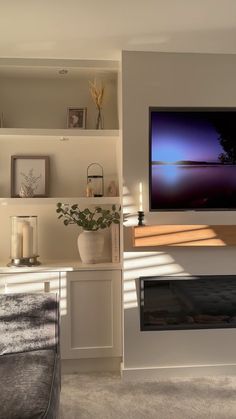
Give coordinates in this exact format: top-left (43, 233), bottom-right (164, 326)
top-left (11, 156), bottom-right (49, 198)
top-left (67, 107), bottom-right (87, 129)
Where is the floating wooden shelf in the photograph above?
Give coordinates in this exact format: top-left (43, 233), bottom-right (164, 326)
top-left (132, 225), bottom-right (236, 247)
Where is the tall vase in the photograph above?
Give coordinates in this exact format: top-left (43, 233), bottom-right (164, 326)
top-left (77, 230), bottom-right (104, 264)
top-left (96, 108), bottom-right (104, 129)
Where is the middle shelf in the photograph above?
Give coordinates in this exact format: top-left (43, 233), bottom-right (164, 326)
top-left (0, 197), bottom-right (121, 206)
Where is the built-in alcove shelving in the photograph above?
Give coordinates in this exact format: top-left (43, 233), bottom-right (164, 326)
top-left (0, 58), bottom-right (122, 266)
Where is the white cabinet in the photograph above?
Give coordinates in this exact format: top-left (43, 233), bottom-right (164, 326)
top-left (0, 271), bottom-right (60, 295)
top-left (0, 265), bottom-right (122, 362)
top-left (60, 269), bottom-right (122, 359)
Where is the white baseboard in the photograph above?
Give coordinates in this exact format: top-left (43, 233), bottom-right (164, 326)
top-left (62, 357), bottom-right (122, 374)
top-left (121, 363), bottom-right (236, 381)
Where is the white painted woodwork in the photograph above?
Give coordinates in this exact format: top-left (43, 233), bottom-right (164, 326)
top-left (0, 265), bottom-right (122, 363)
top-left (61, 270), bottom-right (122, 359)
top-left (0, 271), bottom-right (60, 294)
top-left (0, 58), bottom-right (123, 367)
top-left (0, 197), bottom-right (121, 206)
top-left (0, 129), bottom-right (120, 137)
top-left (0, 261), bottom-right (121, 274)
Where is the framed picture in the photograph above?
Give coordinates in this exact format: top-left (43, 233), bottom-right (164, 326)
top-left (11, 156), bottom-right (49, 198)
top-left (67, 107), bottom-right (87, 129)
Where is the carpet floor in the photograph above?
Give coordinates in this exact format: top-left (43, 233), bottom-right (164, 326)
top-left (59, 373), bottom-right (236, 419)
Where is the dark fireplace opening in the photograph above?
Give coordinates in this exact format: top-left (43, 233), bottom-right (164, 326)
top-left (140, 275), bottom-right (236, 331)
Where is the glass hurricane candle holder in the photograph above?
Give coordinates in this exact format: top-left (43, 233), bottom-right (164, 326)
top-left (8, 216), bottom-right (40, 267)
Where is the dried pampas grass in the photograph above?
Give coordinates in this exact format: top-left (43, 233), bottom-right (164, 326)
top-left (89, 80), bottom-right (104, 109)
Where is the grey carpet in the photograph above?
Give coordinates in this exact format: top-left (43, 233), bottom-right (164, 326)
top-left (60, 373), bottom-right (236, 419)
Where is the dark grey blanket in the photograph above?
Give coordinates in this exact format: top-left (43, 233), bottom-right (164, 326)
top-left (0, 293), bottom-right (58, 355)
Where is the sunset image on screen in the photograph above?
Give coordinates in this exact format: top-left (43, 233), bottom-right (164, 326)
top-left (150, 109), bottom-right (236, 210)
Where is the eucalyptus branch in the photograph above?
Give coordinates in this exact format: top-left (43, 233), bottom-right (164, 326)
top-left (56, 203), bottom-right (120, 231)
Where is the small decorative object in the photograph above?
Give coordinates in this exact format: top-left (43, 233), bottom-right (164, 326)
top-left (67, 107), bottom-right (87, 129)
top-left (89, 79), bottom-right (104, 129)
top-left (8, 216), bottom-right (40, 267)
top-left (11, 156), bottom-right (49, 198)
top-left (85, 178), bottom-right (94, 197)
top-left (137, 210), bottom-right (145, 226)
top-left (107, 180), bottom-right (118, 197)
top-left (56, 203), bottom-right (120, 264)
top-left (87, 163), bottom-right (104, 197)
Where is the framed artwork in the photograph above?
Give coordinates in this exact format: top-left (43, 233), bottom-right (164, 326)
top-left (67, 107), bottom-right (87, 129)
top-left (11, 156), bottom-right (50, 197)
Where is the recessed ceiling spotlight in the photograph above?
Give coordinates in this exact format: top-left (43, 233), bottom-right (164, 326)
top-left (58, 69), bottom-right (68, 75)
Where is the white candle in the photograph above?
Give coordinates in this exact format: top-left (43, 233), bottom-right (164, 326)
top-left (11, 233), bottom-right (22, 259)
top-left (139, 182), bottom-right (143, 211)
top-left (22, 221), bottom-right (33, 258)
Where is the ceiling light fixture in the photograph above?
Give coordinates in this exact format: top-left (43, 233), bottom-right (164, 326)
top-left (58, 69), bottom-right (68, 75)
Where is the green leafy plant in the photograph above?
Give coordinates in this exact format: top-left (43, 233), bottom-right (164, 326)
top-left (56, 203), bottom-right (120, 231)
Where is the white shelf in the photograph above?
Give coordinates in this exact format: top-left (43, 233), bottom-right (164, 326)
top-left (0, 58), bottom-right (119, 73)
top-left (0, 128), bottom-right (120, 138)
top-left (0, 197), bottom-right (121, 206)
top-left (0, 260), bottom-right (122, 274)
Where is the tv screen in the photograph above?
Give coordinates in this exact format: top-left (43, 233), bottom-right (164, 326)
top-left (149, 107), bottom-right (236, 211)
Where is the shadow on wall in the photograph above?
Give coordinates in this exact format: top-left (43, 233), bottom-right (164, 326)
top-left (122, 181), bottom-right (236, 310)
top-left (123, 251), bottom-right (186, 310)
top-left (123, 247), bottom-right (236, 311)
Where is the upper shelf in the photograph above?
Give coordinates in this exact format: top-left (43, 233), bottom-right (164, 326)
top-left (0, 128), bottom-right (120, 138)
top-left (0, 58), bottom-right (119, 75)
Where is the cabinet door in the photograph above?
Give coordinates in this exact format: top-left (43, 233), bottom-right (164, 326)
top-left (61, 270), bottom-right (122, 359)
top-left (0, 272), bottom-right (60, 295)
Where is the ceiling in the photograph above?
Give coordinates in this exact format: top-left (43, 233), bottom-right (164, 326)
top-left (1, 0), bottom-right (236, 60)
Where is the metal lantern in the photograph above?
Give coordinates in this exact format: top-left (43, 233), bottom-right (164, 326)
top-left (8, 215), bottom-right (40, 267)
top-left (87, 163), bottom-right (104, 197)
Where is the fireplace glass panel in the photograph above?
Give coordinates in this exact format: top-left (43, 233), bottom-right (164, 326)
top-left (140, 276), bottom-right (236, 331)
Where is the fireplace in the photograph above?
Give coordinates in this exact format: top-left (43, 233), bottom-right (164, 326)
top-left (140, 275), bottom-right (236, 331)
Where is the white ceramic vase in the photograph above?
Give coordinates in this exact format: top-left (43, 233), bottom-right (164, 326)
top-left (77, 230), bottom-right (104, 264)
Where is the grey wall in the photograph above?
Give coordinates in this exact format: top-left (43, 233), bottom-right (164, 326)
top-left (122, 51), bottom-right (236, 373)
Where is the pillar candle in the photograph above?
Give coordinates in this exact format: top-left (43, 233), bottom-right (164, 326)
top-left (11, 233), bottom-right (22, 259)
top-left (22, 221), bottom-right (33, 258)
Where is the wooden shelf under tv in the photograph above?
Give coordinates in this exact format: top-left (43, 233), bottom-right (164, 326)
top-left (131, 225), bottom-right (236, 247)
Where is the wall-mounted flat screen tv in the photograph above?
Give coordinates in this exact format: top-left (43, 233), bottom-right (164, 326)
top-left (149, 107), bottom-right (236, 211)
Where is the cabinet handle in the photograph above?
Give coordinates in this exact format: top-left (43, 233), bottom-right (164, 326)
top-left (44, 281), bottom-right (50, 293)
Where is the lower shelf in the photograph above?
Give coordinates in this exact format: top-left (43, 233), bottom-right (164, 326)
top-left (132, 225), bottom-right (236, 247)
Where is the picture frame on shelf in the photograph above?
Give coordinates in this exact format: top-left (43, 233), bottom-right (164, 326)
top-left (11, 155), bottom-right (49, 198)
top-left (67, 107), bottom-right (87, 129)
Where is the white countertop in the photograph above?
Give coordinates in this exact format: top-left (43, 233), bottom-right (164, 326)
top-left (0, 260), bottom-right (122, 273)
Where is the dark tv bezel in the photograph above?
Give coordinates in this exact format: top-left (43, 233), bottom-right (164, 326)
top-left (149, 106), bottom-right (236, 212)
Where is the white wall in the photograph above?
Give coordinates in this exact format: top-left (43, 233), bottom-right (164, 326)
top-left (122, 51), bottom-right (236, 376)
